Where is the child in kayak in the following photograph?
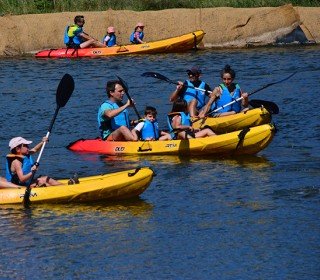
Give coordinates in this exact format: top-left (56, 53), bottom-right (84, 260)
top-left (132, 106), bottom-right (171, 141)
top-left (102, 26), bottom-right (117, 47)
top-left (199, 64), bottom-right (249, 117)
top-left (130, 22), bottom-right (145, 44)
top-left (168, 99), bottom-right (216, 140)
top-left (5, 136), bottom-right (62, 187)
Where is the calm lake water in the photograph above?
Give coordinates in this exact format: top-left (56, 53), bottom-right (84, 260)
top-left (0, 46), bottom-right (319, 279)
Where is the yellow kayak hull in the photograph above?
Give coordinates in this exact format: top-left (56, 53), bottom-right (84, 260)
top-left (68, 124), bottom-right (275, 156)
top-left (35, 30), bottom-right (205, 58)
top-left (0, 167), bottom-right (154, 205)
top-left (192, 107), bottom-right (271, 133)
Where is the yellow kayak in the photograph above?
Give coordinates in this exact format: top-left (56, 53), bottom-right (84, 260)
top-left (68, 124), bottom-right (275, 156)
top-left (0, 167), bottom-right (154, 205)
top-left (35, 30), bottom-right (205, 58)
top-left (192, 107), bottom-right (271, 133)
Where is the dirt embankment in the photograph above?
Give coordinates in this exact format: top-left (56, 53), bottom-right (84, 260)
top-left (0, 4), bottom-right (319, 56)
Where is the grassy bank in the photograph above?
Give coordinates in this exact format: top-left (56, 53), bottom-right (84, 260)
top-left (0, 0), bottom-right (319, 15)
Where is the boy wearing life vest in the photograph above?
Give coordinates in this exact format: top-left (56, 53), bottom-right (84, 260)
top-left (132, 106), bottom-right (171, 141)
top-left (170, 66), bottom-right (213, 117)
top-left (130, 22), bottom-right (145, 44)
top-left (199, 64), bottom-right (249, 117)
top-left (5, 137), bottom-right (62, 187)
top-left (168, 99), bottom-right (216, 140)
top-left (102, 26), bottom-right (117, 47)
top-left (64, 15), bottom-right (105, 48)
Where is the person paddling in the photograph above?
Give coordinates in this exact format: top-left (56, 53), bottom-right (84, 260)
top-left (199, 64), bottom-right (249, 117)
top-left (64, 15), bottom-right (105, 48)
top-left (5, 137), bottom-right (62, 187)
top-left (170, 66), bottom-right (213, 117)
top-left (98, 80), bottom-right (137, 141)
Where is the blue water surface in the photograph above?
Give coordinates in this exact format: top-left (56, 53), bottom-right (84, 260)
top-left (0, 46), bottom-right (319, 279)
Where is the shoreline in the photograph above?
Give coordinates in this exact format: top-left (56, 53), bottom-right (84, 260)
top-left (0, 4), bottom-right (319, 56)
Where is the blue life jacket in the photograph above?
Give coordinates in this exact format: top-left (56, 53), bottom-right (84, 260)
top-left (183, 81), bottom-right (207, 110)
top-left (102, 34), bottom-right (117, 47)
top-left (130, 31), bottom-right (144, 44)
top-left (98, 101), bottom-right (130, 138)
top-left (64, 25), bottom-right (83, 46)
top-left (167, 112), bottom-right (191, 139)
top-left (211, 83), bottom-right (242, 113)
top-left (5, 154), bottom-right (34, 186)
top-left (141, 120), bottom-right (160, 140)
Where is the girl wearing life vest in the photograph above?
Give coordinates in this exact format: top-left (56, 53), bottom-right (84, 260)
top-left (5, 137), bottom-right (62, 187)
top-left (168, 99), bottom-right (216, 140)
top-left (132, 106), bottom-right (171, 141)
top-left (200, 64), bottom-right (249, 117)
top-left (102, 26), bottom-right (117, 47)
top-left (130, 22), bottom-right (145, 44)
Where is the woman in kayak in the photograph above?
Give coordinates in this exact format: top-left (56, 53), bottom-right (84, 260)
top-left (199, 64), bottom-right (249, 117)
top-left (168, 99), bottom-right (216, 140)
top-left (5, 137), bottom-right (62, 187)
top-left (130, 22), bottom-right (145, 44)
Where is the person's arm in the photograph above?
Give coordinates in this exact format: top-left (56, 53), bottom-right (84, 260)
top-left (29, 137), bottom-right (47, 154)
top-left (104, 99), bottom-right (132, 119)
top-left (12, 160), bottom-right (37, 183)
top-left (169, 81), bottom-right (184, 102)
top-left (198, 87), bottom-right (220, 117)
top-left (103, 35), bottom-right (110, 46)
top-left (131, 121), bottom-right (144, 141)
top-left (241, 91), bottom-right (249, 108)
top-left (172, 115), bottom-right (193, 131)
top-left (135, 32), bottom-right (145, 44)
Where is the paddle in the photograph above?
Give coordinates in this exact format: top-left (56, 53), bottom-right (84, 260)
top-left (116, 75), bottom-right (142, 120)
top-left (142, 71), bottom-right (296, 115)
top-left (23, 74), bottom-right (75, 207)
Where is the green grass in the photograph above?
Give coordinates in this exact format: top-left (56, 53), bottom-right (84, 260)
top-left (0, 0), bottom-right (319, 15)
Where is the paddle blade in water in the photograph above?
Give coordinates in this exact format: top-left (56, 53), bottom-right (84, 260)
top-left (56, 73), bottom-right (75, 107)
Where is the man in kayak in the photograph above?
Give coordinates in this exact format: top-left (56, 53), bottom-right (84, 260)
top-left (5, 137), bottom-right (62, 187)
top-left (169, 66), bottom-right (212, 117)
top-left (199, 64), bottom-right (249, 117)
top-left (130, 22), bottom-right (145, 44)
top-left (64, 15), bottom-right (105, 48)
top-left (98, 80), bottom-right (137, 141)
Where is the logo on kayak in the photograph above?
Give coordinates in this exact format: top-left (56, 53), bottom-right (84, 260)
top-left (115, 147), bottom-right (125, 152)
top-left (141, 45), bottom-right (150, 49)
top-left (19, 192), bottom-right (37, 198)
top-left (92, 50), bottom-right (102, 54)
top-left (165, 143), bottom-right (177, 148)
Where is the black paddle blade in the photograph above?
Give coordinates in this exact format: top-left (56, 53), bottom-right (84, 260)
top-left (116, 75), bottom-right (129, 93)
top-left (56, 73), bottom-right (75, 107)
top-left (141, 72), bottom-right (177, 85)
top-left (249, 99), bottom-right (279, 114)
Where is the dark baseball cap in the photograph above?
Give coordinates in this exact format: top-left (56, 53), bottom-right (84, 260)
top-left (186, 66), bottom-right (202, 75)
